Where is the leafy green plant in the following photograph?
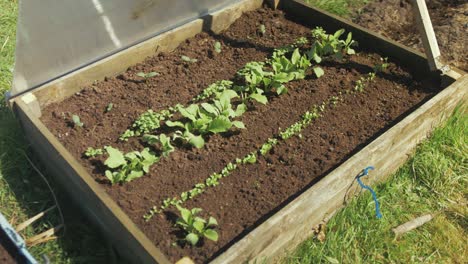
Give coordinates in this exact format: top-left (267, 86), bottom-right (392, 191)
top-left (269, 48), bottom-right (311, 93)
top-left (236, 62), bottom-right (271, 104)
top-left (354, 72), bottom-right (376, 92)
top-left (137, 71), bottom-right (159, 82)
top-left (105, 103), bottom-right (113, 113)
top-left (120, 107), bottom-right (178, 141)
top-left (214, 41), bottom-right (222, 53)
top-left (84, 147), bottom-right (103, 158)
top-left (142, 134), bottom-right (175, 157)
top-left (175, 206), bottom-right (218, 246)
top-left (235, 152), bottom-right (257, 165)
top-left (373, 57), bottom-right (389, 73)
top-left (167, 90), bottom-right (245, 148)
top-left (104, 146), bottom-right (159, 184)
top-left (72, 115), bottom-right (83, 127)
top-left (181, 55), bottom-right (198, 63)
top-left (193, 80), bottom-right (233, 102)
top-left (260, 138), bottom-right (278, 156)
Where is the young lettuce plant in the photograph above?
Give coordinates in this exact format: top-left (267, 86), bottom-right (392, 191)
top-left (167, 90), bottom-right (245, 148)
top-left (104, 146), bottom-right (159, 184)
top-left (175, 206), bottom-right (218, 246)
top-left (269, 48), bottom-right (311, 94)
top-left (142, 134), bottom-right (175, 157)
top-left (307, 27), bottom-right (357, 77)
top-left (236, 62), bottom-right (271, 104)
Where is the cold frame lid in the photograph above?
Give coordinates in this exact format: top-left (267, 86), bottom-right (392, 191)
top-left (11, 0), bottom-right (240, 97)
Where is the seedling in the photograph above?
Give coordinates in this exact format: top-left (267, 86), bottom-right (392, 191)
top-left (373, 57), bottom-right (389, 73)
top-left (104, 146), bottom-right (159, 184)
top-left (175, 206), bottom-right (218, 246)
top-left (193, 80), bottom-right (233, 102)
top-left (214, 41), bottom-right (222, 53)
top-left (72, 115), bottom-right (83, 127)
top-left (105, 103), bottom-right (113, 112)
top-left (136, 71), bottom-right (159, 79)
top-left (167, 90), bottom-right (245, 148)
top-left (258, 24), bottom-right (266, 36)
top-left (143, 134), bottom-right (175, 157)
top-left (181, 55), bottom-right (198, 63)
top-left (84, 147), bottom-right (103, 158)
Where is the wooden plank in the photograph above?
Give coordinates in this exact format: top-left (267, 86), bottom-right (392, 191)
top-left (13, 99), bottom-right (171, 264)
top-left (212, 75), bottom-right (468, 263)
top-left (31, 0), bottom-right (263, 108)
top-left (411, 0), bottom-right (443, 71)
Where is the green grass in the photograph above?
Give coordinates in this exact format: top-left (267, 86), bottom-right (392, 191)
top-left (0, 0), bottom-right (466, 263)
top-left (1, 0), bottom-right (108, 263)
top-left (285, 107), bottom-right (467, 263)
top-left (304, 0), bottom-right (372, 17)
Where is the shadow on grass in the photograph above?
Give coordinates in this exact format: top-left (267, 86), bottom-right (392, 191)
top-left (0, 106), bottom-right (118, 263)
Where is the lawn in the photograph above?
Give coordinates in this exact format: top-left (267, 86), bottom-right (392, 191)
top-left (0, 0), bottom-right (466, 263)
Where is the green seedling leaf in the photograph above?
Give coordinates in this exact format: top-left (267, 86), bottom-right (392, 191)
top-left (179, 104), bottom-right (199, 121)
top-left (136, 72), bottom-right (146, 78)
top-left (104, 146), bottom-right (126, 168)
top-left (186, 233), bottom-right (199, 246)
top-left (106, 103), bottom-right (113, 112)
top-left (72, 115), bottom-right (83, 127)
top-left (146, 71), bottom-right (159, 78)
top-left (313, 67), bottom-right (325, 78)
top-left (235, 103), bottom-right (247, 116)
top-left (204, 229), bottom-right (219, 242)
top-left (258, 24), bottom-right (266, 35)
top-left (84, 147), bottom-right (103, 158)
top-left (250, 93), bottom-right (268, 105)
top-left (214, 41), bottom-right (222, 53)
top-left (181, 55), bottom-right (197, 63)
top-left (208, 116), bottom-right (232, 133)
top-left (201, 103), bottom-right (219, 115)
top-left (178, 205), bottom-right (192, 224)
top-left (166, 120), bottom-right (185, 128)
top-left (207, 217), bottom-right (218, 227)
top-left (193, 220), bottom-right (205, 233)
top-left (189, 135), bottom-right (205, 149)
top-left (232, 120), bottom-right (245, 129)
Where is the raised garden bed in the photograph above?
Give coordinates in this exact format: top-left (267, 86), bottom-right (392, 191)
top-left (10, 0), bottom-right (467, 263)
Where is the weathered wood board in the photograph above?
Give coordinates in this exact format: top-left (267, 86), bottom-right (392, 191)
top-left (10, 0), bottom-right (467, 263)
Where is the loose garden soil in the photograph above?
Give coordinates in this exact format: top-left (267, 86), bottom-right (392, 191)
top-left (353, 0), bottom-right (468, 71)
top-left (41, 7), bottom-right (439, 262)
top-left (0, 231), bottom-right (19, 264)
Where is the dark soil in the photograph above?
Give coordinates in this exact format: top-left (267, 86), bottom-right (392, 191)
top-left (40, 7), bottom-right (439, 263)
top-left (0, 230), bottom-right (19, 264)
top-left (353, 0), bottom-right (468, 71)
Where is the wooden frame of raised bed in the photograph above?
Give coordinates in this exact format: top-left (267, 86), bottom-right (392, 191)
top-left (9, 0), bottom-right (467, 263)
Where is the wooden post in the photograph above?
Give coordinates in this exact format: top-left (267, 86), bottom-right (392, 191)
top-left (267, 0), bottom-right (280, 9)
top-left (411, 0), bottom-right (443, 71)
